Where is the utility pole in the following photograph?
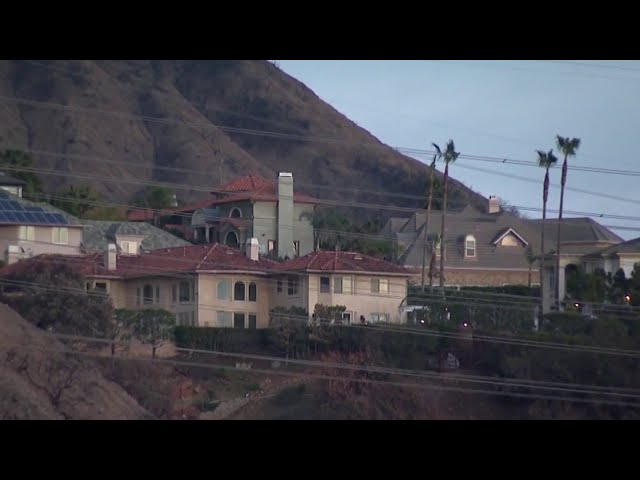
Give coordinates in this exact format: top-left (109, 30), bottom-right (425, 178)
top-left (421, 146), bottom-right (441, 293)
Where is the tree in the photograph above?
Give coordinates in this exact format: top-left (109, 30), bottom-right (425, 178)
top-left (0, 262), bottom-right (114, 338)
top-left (111, 309), bottom-right (137, 356)
top-left (131, 309), bottom-right (176, 358)
top-left (536, 149), bottom-right (559, 311)
top-left (554, 135), bottom-right (581, 310)
top-left (525, 245), bottom-right (537, 288)
top-left (0, 149), bottom-right (44, 198)
top-left (438, 140), bottom-right (460, 292)
top-left (51, 184), bottom-right (98, 218)
top-left (630, 263), bottom-right (640, 306)
top-left (421, 145), bottom-right (442, 292)
top-left (131, 186), bottom-right (178, 226)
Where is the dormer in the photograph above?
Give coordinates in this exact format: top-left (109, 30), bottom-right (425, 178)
top-left (491, 228), bottom-right (528, 248)
top-left (115, 234), bottom-right (145, 255)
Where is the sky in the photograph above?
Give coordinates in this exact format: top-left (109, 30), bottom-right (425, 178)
top-left (277, 60), bottom-right (640, 240)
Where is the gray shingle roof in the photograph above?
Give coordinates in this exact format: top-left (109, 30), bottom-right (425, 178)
top-left (0, 173), bottom-right (27, 186)
top-left (396, 206), bottom-right (541, 271)
top-left (528, 218), bottom-right (623, 243)
top-left (585, 236), bottom-right (640, 257)
top-left (81, 220), bottom-right (191, 252)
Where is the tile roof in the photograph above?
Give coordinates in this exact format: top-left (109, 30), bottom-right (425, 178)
top-left (126, 208), bottom-right (156, 222)
top-left (210, 173), bottom-right (317, 205)
top-left (0, 244), bottom-right (277, 280)
top-left (80, 220), bottom-right (192, 252)
top-left (275, 251), bottom-right (415, 275)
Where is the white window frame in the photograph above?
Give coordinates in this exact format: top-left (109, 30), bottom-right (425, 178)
top-left (120, 240), bottom-right (138, 255)
top-left (465, 235), bottom-right (476, 258)
top-left (372, 278), bottom-right (389, 294)
top-left (334, 276), bottom-right (352, 294)
top-left (52, 227), bottom-right (69, 245)
top-left (19, 226), bottom-right (35, 241)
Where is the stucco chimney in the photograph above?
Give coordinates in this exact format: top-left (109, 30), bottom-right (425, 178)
top-left (246, 237), bottom-right (259, 261)
top-left (106, 243), bottom-right (117, 271)
top-left (488, 195), bottom-right (500, 214)
top-left (277, 172), bottom-right (294, 259)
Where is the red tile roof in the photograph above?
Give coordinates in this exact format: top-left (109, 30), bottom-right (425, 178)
top-left (0, 244), bottom-right (277, 280)
top-left (275, 251), bottom-right (415, 276)
top-left (126, 209), bottom-right (156, 222)
top-left (211, 173), bottom-right (317, 205)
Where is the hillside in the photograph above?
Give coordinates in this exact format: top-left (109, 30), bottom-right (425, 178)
top-left (0, 60), bottom-right (485, 213)
top-left (0, 303), bottom-right (152, 420)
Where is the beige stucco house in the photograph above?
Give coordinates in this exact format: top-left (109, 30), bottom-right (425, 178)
top-left (0, 240), bottom-right (415, 328)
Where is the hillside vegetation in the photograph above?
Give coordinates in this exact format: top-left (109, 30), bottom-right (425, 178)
top-left (0, 60), bottom-right (485, 213)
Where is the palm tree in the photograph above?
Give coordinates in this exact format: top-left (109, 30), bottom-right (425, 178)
top-left (554, 135), bottom-right (581, 310)
top-left (428, 233), bottom-right (441, 291)
top-left (421, 143), bottom-right (442, 292)
top-left (537, 149), bottom-right (559, 311)
top-left (525, 245), bottom-right (537, 288)
top-left (439, 140), bottom-right (460, 292)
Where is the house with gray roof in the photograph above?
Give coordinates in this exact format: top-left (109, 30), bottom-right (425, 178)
top-left (80, 220), bottom-right (191, 254)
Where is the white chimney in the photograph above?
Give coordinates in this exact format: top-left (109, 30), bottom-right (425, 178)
top-left (488, 195), bottom-right (500, 214)
top-left (106, 243), bottom-right (117, 270)
top-left (246, 238), bottom-right (259, 261)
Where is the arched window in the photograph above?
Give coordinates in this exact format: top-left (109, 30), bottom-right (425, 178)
top-left (234, 281), bottom-right (245, 301)
top-left (465, 235), bottom-right (476, 258)
top-left (217, 280), bottom-right (230, 300)
top-left (230, 207), bottom-right (242, 219)
top-left (143, 284), bottom-right (154, 305)
top-left (249, 282), bottom-right (257, 302)
top-left (225, 231), bottom-right (239, 247)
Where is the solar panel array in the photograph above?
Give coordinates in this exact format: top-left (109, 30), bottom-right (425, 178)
top-left (0, 195), bottom-right (70, 226)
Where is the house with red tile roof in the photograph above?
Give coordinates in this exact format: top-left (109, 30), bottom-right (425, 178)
top-left (271, 251), bottom-right (415, 325)
top-left (0, 241), bottom-right (415, 327)
top-left (159, 172), bottom-right (318, 259)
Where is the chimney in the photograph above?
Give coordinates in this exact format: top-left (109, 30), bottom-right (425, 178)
top-left (277, 172), bottom-right (294, 259)
top-left (246, 237), bottom-right (259, 261)
top-left (106, 243), bottom-right (117, 270)
top-left (488, 195), bottom-right (500, 214)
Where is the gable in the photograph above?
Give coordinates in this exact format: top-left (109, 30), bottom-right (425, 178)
top-left (492, 228), bottom-right (528, 247)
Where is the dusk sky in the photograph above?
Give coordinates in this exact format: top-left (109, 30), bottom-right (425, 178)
top-left (278, 60), bottom-right (640, 240)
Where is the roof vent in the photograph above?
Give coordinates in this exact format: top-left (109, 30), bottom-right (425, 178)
top-left (226, 251), bottom-right (234, 255)
top-left (354, 256), bottom-right (363, 260)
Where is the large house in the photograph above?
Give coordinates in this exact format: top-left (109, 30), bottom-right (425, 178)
top-left (382, 196), bottom-right (542, 287)
top-left (156, 172), bottom-right (317, 260)
top-left (0, 241), bottom-right (414, 328)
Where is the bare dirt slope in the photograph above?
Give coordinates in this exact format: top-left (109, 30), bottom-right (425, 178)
top-left (0, 303), bottom-right (152, 420)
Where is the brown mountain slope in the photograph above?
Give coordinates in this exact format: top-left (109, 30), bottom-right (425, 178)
top-left (0, 303), bottom-right (152, 420)
top-left (0, 60), bottom-right (485, 211)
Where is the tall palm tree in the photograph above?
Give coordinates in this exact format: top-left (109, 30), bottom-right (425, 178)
top-left (537, 149), bottom-right (558, 311)
top-left (439, 140), bottom-right (460, 292)
top-left (554, 135), bottom-right (581, 310)
top-left (421, 143), bottom-right (442, 292)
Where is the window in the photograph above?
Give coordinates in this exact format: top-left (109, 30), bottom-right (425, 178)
top-left (501, 235), bottom-right (519, 247)
top-left (465, 235), bottom-right (476, 258)
top-left (293, 241), bottom-right (300, 258)
top-left (334, 276), bottom-right (352, 294)
top-left (234, 281), bottom-right (245, 301)
top-left (95, 282), bottom-right (107, 293)
top-left (120, 241), bottom-right (138, 254)
top-left (248, 314), bottom-right (257, 329)
top-left (320, 276), bottom-right (330, 293)
top-left (249, 282), bottom-right (257, 302)
top-left (234, 312), bottom-right (245, 329)
top-left (268, 240), bottom-right (276, 253)
top-left (155, 286), bottom-right (160, 303)
top-left (217, 280), bottom-right (230, 300)
top-left (179, 281), bottom-right (191, 302)
top-left (288, 275), bottom-right (298, 295)
top-left (342, 312), bottom-right (352, 324)
top-left (143, 284), bottom-right (154, 305)
top-left (217, 311), bottom-right (232, 328)
top-left (177, 312), bottom-right (196, 327)
top-left (136, 287), bottom-right (141, 306)
top-left (277, 279), bottom-right (283, 293)
top-left (549, 274), bottom-right (556, 289)
top-left (52, 227), bottom-right (68, 245)
top-left (370, 313), bottom-right (389, 324)
top-left (172, 285), bottom-right (177, 303)
top-left (230, 207), bottom-right (242, 219)
top-left (19, 226), bottom-right (35, 241)
top-left (371, 278), bottom-right (389, 294)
